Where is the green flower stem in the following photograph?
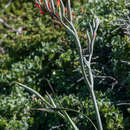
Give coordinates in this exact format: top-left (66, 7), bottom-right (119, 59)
top-left (70, 23), bottom-right (103, 130)
top-left (91, 89), bottom-right (103, 130)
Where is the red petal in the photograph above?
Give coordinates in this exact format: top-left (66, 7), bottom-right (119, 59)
top-left (40, 9), bottom-right (45, 15)
top-left (56, 12), bottom-right (59, 17)
top-left (36, 3), bottom-right (40, 8)
top-left (57, 0), bottom-right (60, 8)
top-left (47, 0), bottom-right (51, 10)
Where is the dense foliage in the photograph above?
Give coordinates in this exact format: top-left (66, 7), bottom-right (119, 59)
top-left (0, 0), bottom-right (129, 130)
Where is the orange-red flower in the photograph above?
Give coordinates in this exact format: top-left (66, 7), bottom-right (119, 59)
top-left (47, 0), bottom-right (51, 10)
top-left (36, 3), bottom-right (40, 8)
top-left (35, 0), bottom-right (62, 27)
top-left (35, 2), bottom-right (45, 15)
top-left (57, 0), bottom-right (60, 8)
top-left (40, 9), bottom-right (45, 15)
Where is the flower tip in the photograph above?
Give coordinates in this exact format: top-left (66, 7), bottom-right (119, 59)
top-left (57, 0), bottom-right (60, 8)
top-left (36, 3), bottom-right (40, 8)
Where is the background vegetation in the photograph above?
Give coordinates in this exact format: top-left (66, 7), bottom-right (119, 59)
top-left (0, 0), bottom-right (129, 129)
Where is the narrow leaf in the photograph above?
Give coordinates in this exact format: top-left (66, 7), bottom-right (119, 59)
top-left (50, 0), bottom-right (55, 13)
top-left (60, 0), bottom-right (65, 18)
top-left (15, 82), bottom-right (52, 107)
top-left (67, 0), bottom-right (72, 22)
top-left (46, 91), bottom-right (56, 108)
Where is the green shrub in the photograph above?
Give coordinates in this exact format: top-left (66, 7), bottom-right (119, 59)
top-left (0, 0), bottom-right (129, 129)
top-left (0, 86), bottom-right (33, 130)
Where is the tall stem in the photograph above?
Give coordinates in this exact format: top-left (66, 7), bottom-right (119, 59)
top-left (71, 24), bottom-right (103, 130)
top-left (88, 66), bottom-right (103, 130)
top-left (91, 89), bottom-right (103, 130)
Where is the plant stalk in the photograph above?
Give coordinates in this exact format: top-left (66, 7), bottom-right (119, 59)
top-left (71, 24), bottom-right (103, 130)
top-left (90, 89), bottom-right (103, 130)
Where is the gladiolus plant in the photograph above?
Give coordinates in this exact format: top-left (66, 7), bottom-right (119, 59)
top-left (16, 0), bottom-right (103, 130)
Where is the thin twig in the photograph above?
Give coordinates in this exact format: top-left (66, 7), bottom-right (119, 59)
top-left (0, 18), bottom-right (23, 34)
top-left (1, 0), bottom-right (13, 12)
top-left (49, 124), bottom-right (65, 130)
top-left (115, 103), bottom-right (130, 106)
